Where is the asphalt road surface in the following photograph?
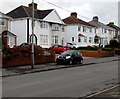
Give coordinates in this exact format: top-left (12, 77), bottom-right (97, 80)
top-left (2, 61), bottom-right (118, 97)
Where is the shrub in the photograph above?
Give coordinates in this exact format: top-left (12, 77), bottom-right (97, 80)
top-left (109, 39), bottom-right (120, 48)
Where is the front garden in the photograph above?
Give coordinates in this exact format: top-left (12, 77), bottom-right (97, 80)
top-left (2, 45), bottom-right (55, 68)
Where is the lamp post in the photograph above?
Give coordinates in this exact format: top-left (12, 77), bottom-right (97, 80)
top-left (31, 0), bottom-right (34, 69)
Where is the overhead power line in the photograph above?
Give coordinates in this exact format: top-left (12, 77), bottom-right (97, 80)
top-left (41, 0), bottom-right (91, 20)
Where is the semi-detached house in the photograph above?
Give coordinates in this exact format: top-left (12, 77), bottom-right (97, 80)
top-left (6, 3), bottom-right (66, 48)
top-left (0, 11), bottom-right (16, 48)
top-left (89, 16), bottom-right (115, 47)
top-left (63, 12), bottom-right (97, 47)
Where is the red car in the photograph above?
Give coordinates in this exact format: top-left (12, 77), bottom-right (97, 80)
top-left (49, 45), bottom-right (70, 54)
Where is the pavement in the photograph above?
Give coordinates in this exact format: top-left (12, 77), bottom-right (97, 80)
top-left (1, 55), bottom-right (120, 77)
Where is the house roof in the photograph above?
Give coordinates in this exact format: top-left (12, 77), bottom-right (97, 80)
top-left (89, 17), bottom-right (115, 30)
top-left (0, 11), bottom-right (12, 20)
top-left (2, 30), bottom-right (16, 36)
top-left (6, 5), bottom-right (53, 19)
top-left (63, 15), bottom-right (96, 27)
top-left (107, 22), bottom-right (120, 31)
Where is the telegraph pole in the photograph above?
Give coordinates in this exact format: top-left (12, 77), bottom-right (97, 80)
top-left (31, 0), bottom-right (34, 69)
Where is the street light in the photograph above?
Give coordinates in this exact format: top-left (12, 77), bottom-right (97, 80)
top-left (31, 0), bottom-right (34, 69)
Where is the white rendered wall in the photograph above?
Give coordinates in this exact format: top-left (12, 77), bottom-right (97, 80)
top-left (11, 19), bottom-right (27, 45)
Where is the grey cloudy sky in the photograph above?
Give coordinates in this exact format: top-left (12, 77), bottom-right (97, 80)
top-left (0, 0), bottom-right (119, 25)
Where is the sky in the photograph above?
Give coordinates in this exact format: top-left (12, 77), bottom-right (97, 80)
top-left (0, 0), bottom-right (119, 26)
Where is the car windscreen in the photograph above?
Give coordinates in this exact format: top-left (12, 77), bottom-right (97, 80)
top-left (62, 50), bottom-right (75, 55)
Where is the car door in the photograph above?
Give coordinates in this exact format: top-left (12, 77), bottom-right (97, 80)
top-left (76, 51), bottom-right (82, 61)
top-left (72, 51), bottom-right (78, 63)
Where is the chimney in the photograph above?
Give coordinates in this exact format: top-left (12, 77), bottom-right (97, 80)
top-left (109, 22), bottom-right (114, 25)
top-left (71, 12), bottom-right (77, 18)
top-left (28, 3), bottom-right (37, 9)
top-left (93, 16), bottom-right (99, 22)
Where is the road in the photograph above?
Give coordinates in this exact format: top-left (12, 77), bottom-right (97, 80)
top-left (2, 61), bottom-right (118, 97)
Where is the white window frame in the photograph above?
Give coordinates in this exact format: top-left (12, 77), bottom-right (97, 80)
top-left (52, 36), bottom-right (58, 44)
top-left (0, 18), bottom-right (5, 26)
top-left (40, 22), bottom-right (48, 28)
top-left (52, 24), bottom-right (59, 31)
top-left (40, 35), bottom-right (48, 45)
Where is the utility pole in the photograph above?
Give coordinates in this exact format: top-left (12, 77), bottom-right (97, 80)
top-left (31, 0), bottom-right (34, 69)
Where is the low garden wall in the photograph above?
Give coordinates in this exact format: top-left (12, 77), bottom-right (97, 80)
top-left (81, 49), bottom-right (115, 58)
top-left (115, 50), bottom-right (120, 55)
top-left (2, 45), bottom-right (55, 68)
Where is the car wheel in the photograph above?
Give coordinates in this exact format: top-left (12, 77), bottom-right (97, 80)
top-left (80, 60), bottom-right (83, 64)
top-left (69, 60), bottom-right (73, 65)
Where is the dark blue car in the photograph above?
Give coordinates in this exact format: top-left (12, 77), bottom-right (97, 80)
top-left (56, 50), bottom-right (83, 65)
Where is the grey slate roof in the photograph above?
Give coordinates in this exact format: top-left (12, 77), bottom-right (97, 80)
top-left (89, 20), bottom-right (115, 30)
top-left (6, 5), bottom-right (53, 19)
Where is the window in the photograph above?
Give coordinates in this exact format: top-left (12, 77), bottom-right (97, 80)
top-left (62, 26), bottom-right (65, 32)
top-left (78, 36), bottom-right (81, 42)
top-left (0, 19), bottom-right (4, 26)
top-left (78, 26), bottom-right (81, 31)
top-left (89, 37), bottom-right (93, 43)
top-left (52, 24), bottom-right (59, 31)
top-left (52, 36), bottom-right (58, 44)
top-left (83, 26), bottom-right (87, 32)
top-left (84, 37), bottom-right (87, 42)
top-left (94, 38), bottom-right (99, 44)
top-left (95, 28), bottom-right (97, 33)
top-left (72, 37), bottom-right (74, 42)
top-left (9, 37), bottom-right (14, 48)
top-left (40, 35), bottom-right (48, 44)
top-left (61, 38), bottom-right (64, 45)
top-left (104, 29), bottom-right (107, 33)
top-left (89, 28), bottom-right (92, 32)
top-left (40, 22), bottom-right (48, 28)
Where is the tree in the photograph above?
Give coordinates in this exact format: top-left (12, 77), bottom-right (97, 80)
top-left (109, 39), bottom-right (119, 48)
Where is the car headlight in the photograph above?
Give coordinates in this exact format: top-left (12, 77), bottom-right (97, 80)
top-left (57, 55), bottom-right (60, 58)
top-left (66, 56), bottom-right (71, 59)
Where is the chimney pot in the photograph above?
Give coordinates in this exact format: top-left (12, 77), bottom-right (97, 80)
top-left (71, 12), bottom-right (77, 18)
top-left (28, 3), bottom-right (37, 9)
top-left (109, 22), bottom-right (114, 25)
top-left (93, 16), bottom-right (99, 22)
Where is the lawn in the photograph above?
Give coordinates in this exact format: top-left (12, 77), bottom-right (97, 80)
top-left (79, 49), bottom-right (98, 52)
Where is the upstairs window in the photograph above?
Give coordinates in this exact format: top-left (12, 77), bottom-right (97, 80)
top-left (104, 29), bottom-right (107, 33)
top-left (62, 26), bottom-right (65, 32)
top-left (83, 26), bottom-right (87, 32)
top-left (0, 19), bottom-right (4, 26)
top-left (40, 22), bottom-right (48, 28)
top-left (95, 28), bottom-right (97, 33)
top-left (89, 28), bottom-right (92, 32)
top-left (78, 26), bottom-right (81, 31)
top-left (52, 24), bottom-right (59, 31)
top-left (84, 37), bottom-right (87, 42)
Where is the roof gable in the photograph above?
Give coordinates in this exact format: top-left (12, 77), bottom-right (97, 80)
top-left (43, 9), bottom-right (64, 24)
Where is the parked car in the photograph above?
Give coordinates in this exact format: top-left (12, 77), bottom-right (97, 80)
top-left (67, 43), bottom-right (79, 49)
top-left (19, 43), bottom-right (30, 46)
top-left (49, 44), bottom-right (69, 54)
top-left (56, 50), bottom-right (83, 65)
